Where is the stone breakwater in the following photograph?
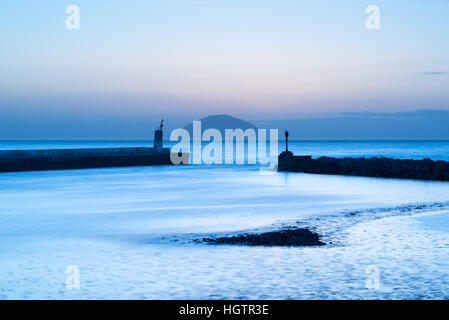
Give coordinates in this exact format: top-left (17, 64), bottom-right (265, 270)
top-left (278, 151), bottom-right (449, 181)
top-left (0, 147), bottom-right (180, 173)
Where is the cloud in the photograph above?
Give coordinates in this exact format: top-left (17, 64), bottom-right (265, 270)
top-left (417, 72), bottom-right (448, 75)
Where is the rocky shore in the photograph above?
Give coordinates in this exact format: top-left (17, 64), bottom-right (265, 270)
top-left (278, 151), bottom-right (449, 181)
top-left (202, 227), bottom-right (326, 247)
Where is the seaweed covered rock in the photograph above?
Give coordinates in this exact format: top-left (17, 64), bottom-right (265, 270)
top-left (202, 228), bottom-right (325, 247)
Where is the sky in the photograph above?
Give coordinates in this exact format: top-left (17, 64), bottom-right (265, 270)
top-left (0, 0), bottom-right (448, 138)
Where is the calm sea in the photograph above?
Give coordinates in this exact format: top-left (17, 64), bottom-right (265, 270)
top-left (1, 140), bottom-right (449, 299)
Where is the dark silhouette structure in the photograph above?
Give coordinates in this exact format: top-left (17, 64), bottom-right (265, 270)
top-left (154, 119), bottom-right (164, 153)
top-left (278, 129), bottom-right (294, 165)
top-left (278, 132), bottom-right (449, 181)
top-left (0, 120), bottom-right (188, 173)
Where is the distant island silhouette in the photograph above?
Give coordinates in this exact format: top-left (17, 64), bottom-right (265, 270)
top-left (253, 109), bottom-right (449, 140)
top-left (3, 109), bottom-right (449, 140)
top-left (181, 110), bottom-right (449, 140)
top-left (184, 114), bottom-right (258, 136)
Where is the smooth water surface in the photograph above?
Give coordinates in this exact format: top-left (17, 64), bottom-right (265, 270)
top-left (1, 140), bottom-right (449, 299)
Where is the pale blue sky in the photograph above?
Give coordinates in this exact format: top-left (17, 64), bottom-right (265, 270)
top-left (0, 0), bottom-right (448, 138)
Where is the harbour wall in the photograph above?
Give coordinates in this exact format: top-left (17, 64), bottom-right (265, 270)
top-left (0, 147), bottom-right (180, 173)
top-left (278, 151), bottom-right (449, 181)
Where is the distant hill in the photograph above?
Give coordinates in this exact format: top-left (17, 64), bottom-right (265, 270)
top-left (184, 114), bottom-right (258, 136)
top-left (183, 110), bottom-right (449, 140)
top-left (252, 109), bottom-right (449, 139)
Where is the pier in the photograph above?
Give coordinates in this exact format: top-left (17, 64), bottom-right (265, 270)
top-left (277, 130), bottom-right (449, 181)
top-left (0, 147), bottom-right (177, 173)
top-left (0, 120), bottom-right (187, 173)
top-left (278, 152), bottom-right (449, 181)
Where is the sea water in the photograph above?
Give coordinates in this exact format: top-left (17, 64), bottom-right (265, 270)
top-left (1, 140), bottom-right (449, 299)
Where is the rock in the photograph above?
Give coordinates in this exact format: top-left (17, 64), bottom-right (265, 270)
top-left (202, 228), bottom-right (325, 247)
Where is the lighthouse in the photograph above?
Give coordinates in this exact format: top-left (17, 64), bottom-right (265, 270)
top-left (154, 119), bottom-right (164, 153)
